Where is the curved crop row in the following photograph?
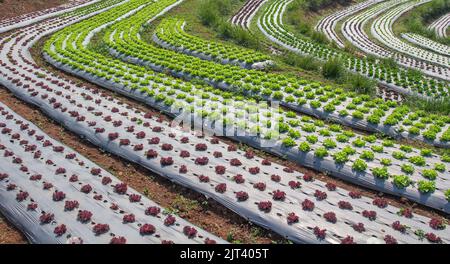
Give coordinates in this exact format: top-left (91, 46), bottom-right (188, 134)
top-left (429, 12), bottom-right (450, 38)
top-left (0, 0), bottom-right (89, 26)
top-left (341, 0), bottom-right (450, 87)
top-left (402, 33), bottom-right (450, 56)
top-left (124, 7), bottom-right (450, 147)
top-left (0, 102), bottom-right (221, 244)
top-left (5, 0), bottom-right (441, 244)
top-left (4, 6), bottom-right (450, 244)
top-left (371, 0), bottom-right (449, 69)
top-left (317, 0), bottom-right (449, 80)
top-left (108, 6), bottom-right (450, 148)
top-left (256, 0), bottom-right (450, 146)
top-left (2, 0), bottom-right (450, 243)
top-left (0, 0), bottom-right (100, 34)
top-left (259, 0), bottom-right (449, 98)
top-left (73, 0), bottom-right (450, 148)
top-left (315, 0), bottom-right (383, 48)
top-left (341, 0), bottom-right (407, 59)
top-left (155, 18), bottom-right (271, 68)
top-left (40, 0), bottom-right (450, 213)
top-left (231, 0), bottom-right (267, 29)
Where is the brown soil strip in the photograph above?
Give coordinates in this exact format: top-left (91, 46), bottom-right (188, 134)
top-left (0, 213), bottom-right (26, 244)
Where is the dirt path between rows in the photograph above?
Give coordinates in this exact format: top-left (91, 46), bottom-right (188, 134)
top-left (0, 214), bottom-right (26, 244)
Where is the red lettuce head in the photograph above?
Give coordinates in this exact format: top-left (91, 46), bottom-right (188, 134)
top-left (123, 214), bottom-right (136, 223)
top-left (341, 236), bottom-right (356, 244)
top-left (233, 174), bottom-right (245, 184)
top-left (272, 190), bottom-right (286, 201)
top-left (384, 235), bottom-right (397, 244)
top-left (372, 198), bottom-right (388, 208)
top-left (145, 206), bottom-right (161, 216)
top-left (288, 181), bottom-right (301, 189)
top-left (314, 190), bottom-right (327, 201)
top-left (39, 213), bottom-right (54, 224)
top-left (325, 182), bottom-right (336, 191)
top-left (287, 212), bottom-right (299, 224)
top-left (362, 210), bottom-right (377, 221)
top-left (140, 224), bottom-right (156, 235)
top-left (236, 191), bottom-right (249, 201)
top-left (64, 200), bottom-right (79, 211)
top-left (258, 201), bottom-right (272, 212)
top-left (183, 226), bottom-right (197, 238)
top-left (323, 212), bottom-right (337, 223)
top-left (93, 224), bottom-right (110, 235)
top-left (301, 199), bottom-right (314, 211)
top-left (352, 223), bottom-right (365, 233)
top-left (114, 183), bottom-right (128, 194)
top-left (77, 210), bottom-right (93, 223)
top-left (253, 182), bottom-right (266, 191)
top-left (215, 183), bottom-right (227, 193)
top-left (164, 215), bottom-right (176, 226)
top-left (313, 227), bottom-right (326, 240)
top-left (338, 201), bottom-right (353, 210)
top-left (110, 236), bottom-right (127, 244)
top-left (54, 224), bottom-right (67, 237)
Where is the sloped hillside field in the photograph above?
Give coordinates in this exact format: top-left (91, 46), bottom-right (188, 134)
top-left (0, 0), bottom-right (449, 244)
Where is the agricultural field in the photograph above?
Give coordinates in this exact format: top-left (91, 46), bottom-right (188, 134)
top-left (0, 0), bottom-right (449, 245)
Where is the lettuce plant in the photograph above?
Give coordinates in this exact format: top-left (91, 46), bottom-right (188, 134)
top-left (418, 180), bottom-right (436, 193)
top-left (287, 212), bottom-right (299, 224)
top-left (393, 175), bottom-right (412, 189)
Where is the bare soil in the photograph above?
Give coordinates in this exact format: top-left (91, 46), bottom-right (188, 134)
top-left (0, 214), bottom-right (26, 244)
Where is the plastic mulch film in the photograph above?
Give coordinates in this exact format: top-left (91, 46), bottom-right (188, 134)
top-left (0, 0), bottom-right (103, 33)
top-left (0, 102), bottom-right (225, 244)
top-left (117, 35), bottom-right (450, 149)
top-left (84, 50), bottom-right (450, 214)
top-left (1, 0), bottom-right (449, 244)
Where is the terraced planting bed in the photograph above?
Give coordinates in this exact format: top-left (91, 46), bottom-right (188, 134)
top-left (371, 0), bottom-right (449, 69)
top-left (429, 12), bottom-right (450, 38)
top-left (401, 33), bottom-right (450, 56)
top-left (231, 0), bottom-right (268, 28)
top-left (0, 0), bottom-right (98, 33)
top-left (0, 0), bottom-right (449, 244)
top-left (260, 0), bottom-right (449, 97)
top-left (155, 18), bottom-right (272, 68)
top-left (339, 0), bottom-right (449, 81)
top-left (84, 9), bottom-right (450, 148)
top-left (0, 102), bottom-right (222, 244)
top-left (317, 0), bottom-right (450, 70)
top-left (316, 0), bottom-right (384, 49)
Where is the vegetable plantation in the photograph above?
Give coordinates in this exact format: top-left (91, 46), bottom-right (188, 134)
top-left (0, 0), bottom-right (449, 244)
